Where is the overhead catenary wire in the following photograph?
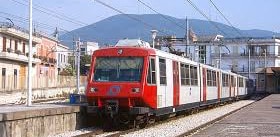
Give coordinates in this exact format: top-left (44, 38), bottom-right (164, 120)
top-left (137, 0), bottom-right (186, 30)
top-left (21, 0), bottom-right (88, 26)
top-left (93, 0), bottom-right (172, 36)
top-left (209, 0), bottom-right (244, 37)
top-left (9, 0), bottom-right (88, 26)
top-left (185, 0), bottom-right (228, 36)
top-left (0, 11), bottom-right (70, 33)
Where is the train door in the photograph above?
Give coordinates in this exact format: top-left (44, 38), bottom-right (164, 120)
top-left (202, 68), bottom-right (207, 102)
top-left (229, 75), bottom-right (232, 98)
top-left (158, 58), bottom-right (167, 108)
top-left (173, 61), bottom-right (180, 106)
top-left (237, 77), bottom-right (239, 97)
top-left (217, 71), bottom-right (221, 101)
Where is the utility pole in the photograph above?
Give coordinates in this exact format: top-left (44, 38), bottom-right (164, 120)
top-left (76, 38), bottom-right (81, 93)
top-left (219, 44), bottom-right (222, 69)
top-left (185, 16), bottom-right (189, 56)
top-left (27, 0), bottom-right (33, 106)
top-left (248, 46), bottom-right (251, 79)
top-left (264, 48), bottom-right (267, 92)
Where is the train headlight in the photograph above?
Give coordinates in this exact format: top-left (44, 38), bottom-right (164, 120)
top-left (132, 88), bottom-right (140, 93)
top-left (90, 87), bottom-right (98, 93)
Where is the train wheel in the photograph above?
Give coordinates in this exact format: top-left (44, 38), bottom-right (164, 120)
top-left (118, 113), bottom-right (130, 125)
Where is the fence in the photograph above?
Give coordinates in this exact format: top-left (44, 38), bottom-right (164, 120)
top-left (0, 75), bottom-right (87, 92)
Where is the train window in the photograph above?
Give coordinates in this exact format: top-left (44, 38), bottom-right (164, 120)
top-left (207, 70), bottom-right (212, 86)
top-left (222, 74), bottom-right (229, 87)
top-left (231, 76), bottom-right (236, 87)
top-left (93, 57), bottom-right (144, 82)
top-left (147, 58), bottom-right (156, 84)
top-left (212, 71), bottom-right (217, 86)
top-left (239, 77), bottom-right (244, 87)
top-left (180, 63), bottom-right (190, 85)
top-left (159, 58), bottom-right (166, 85)
top-left (190, 65), bottom-right (198, 86)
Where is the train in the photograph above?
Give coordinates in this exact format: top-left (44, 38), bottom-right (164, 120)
top-left (86, 39), bottom-right (248, 126)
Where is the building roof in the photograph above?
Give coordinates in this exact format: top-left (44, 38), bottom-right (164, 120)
top-left (196, 34), bottom-right (224, 43)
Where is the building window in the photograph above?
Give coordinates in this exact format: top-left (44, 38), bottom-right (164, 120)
top-left (63, 55), bottom-right (65, 63)
top-left (147, 58), bottom-right (156, 84)
top-left (190, 65), bottom-right (198, 85)
top-left (14, 69), bottom-right (17, 88)
top-left (15, 40), bottom-right (18, 51)
top-left (159, 58), bottom-right (166, 85)
top-left (58, 53), bottom-right (60, 62)
top-left (180, 63), bottom-right (190, 85)
top-left (2, 68), bottom-right (6, 89)
top-left (3, 37), bottom-right (6, 52)
top-left (10, 39), bottom-right (12, 49)
top-left (199, 45), bottom-right (206, 64)
top-left (23, 43), bottom-right (26, 54)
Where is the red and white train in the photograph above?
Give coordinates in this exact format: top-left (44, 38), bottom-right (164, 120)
top-left (86, 40), bottom-right (248, 125)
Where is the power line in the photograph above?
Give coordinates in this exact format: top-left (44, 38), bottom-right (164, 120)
top-left (0, 11), bottom-right (70, 33)
top-left (93, 0), bottom-right (172, 36)
top-left (9, 0), bottom-right (88, 26)
top-left (21, 0), bottom-right (88, 26)
top-left (137, 0), bottom-right (186, 30)
top-left (185, 0), bottom-right (228, 36)
top-left (209, 0), bottom-right (244, 37)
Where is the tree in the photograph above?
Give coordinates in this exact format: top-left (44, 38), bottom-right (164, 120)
top-left (80, 54), bottom-right (91, 75)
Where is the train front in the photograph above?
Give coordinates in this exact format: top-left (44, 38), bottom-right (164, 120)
top-left (86, 46), bottom-right (155, 124)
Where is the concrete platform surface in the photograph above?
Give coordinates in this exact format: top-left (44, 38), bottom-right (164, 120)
top-left (0, 104), bottom-right (82, 121)
top-left (191, 94), bottom-right (280, 137)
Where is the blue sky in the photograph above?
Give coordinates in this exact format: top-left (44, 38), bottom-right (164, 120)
top-left (1, 0), bottom-right (280, 34)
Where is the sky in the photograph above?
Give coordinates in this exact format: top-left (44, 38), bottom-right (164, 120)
top-left (1, 0), bottom-right (280, 34)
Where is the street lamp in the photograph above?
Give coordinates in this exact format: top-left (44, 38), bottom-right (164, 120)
top-left (150, 30), bottom-right (158, 48)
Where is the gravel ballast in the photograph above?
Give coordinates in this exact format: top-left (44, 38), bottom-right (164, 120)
top-left (50, 100), bottom-right (254, 137)
top-left (122, 100), bottom-right (254, 137)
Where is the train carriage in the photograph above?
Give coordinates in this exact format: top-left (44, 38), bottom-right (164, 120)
top-left (86, 39), bottom-right (248, 125)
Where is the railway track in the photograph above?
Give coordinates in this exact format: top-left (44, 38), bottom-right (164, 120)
top-left (73, 99), bottom-right (254, 137)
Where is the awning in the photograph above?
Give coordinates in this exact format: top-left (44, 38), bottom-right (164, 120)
top-left (256, 67), bottom-right (280, 74)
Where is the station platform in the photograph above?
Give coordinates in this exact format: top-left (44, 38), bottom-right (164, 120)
top-left (0, 103), bottom-right (88, 137)
top-left (191, 94), bottom-right (280, 137)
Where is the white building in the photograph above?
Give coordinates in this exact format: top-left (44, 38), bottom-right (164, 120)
top-left (158, 34), bottom-right (280, 93)
top-left (80, 42), bottom-right (99, 55)
top-left (57, 43), bottom-right (69, 73)
top-left (0, 24), bottom-right (41, 91)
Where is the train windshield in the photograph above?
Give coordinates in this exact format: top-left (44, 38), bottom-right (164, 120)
top-left (93, 57), bottom-right (143, 82)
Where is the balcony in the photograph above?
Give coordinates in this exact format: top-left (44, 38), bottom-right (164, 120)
top-left (0, 25), bottom-right (42, 44)
top-left (0, 51), bottom-right (41, 64)
top-left (211, 53), bottom-right (279, 58)
top-left (39, 56), bottom-right (57, 65)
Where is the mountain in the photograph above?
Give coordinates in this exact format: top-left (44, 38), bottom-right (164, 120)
top-left (59, 14), bottom-right (280, 47)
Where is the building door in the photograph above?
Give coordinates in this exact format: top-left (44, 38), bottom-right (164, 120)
top-left (277, 76), bottom-right (280, 93)
top-left (173, 61), bottom-right (180, 106)
top-left (19, 65), bottom-right (26, 89)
